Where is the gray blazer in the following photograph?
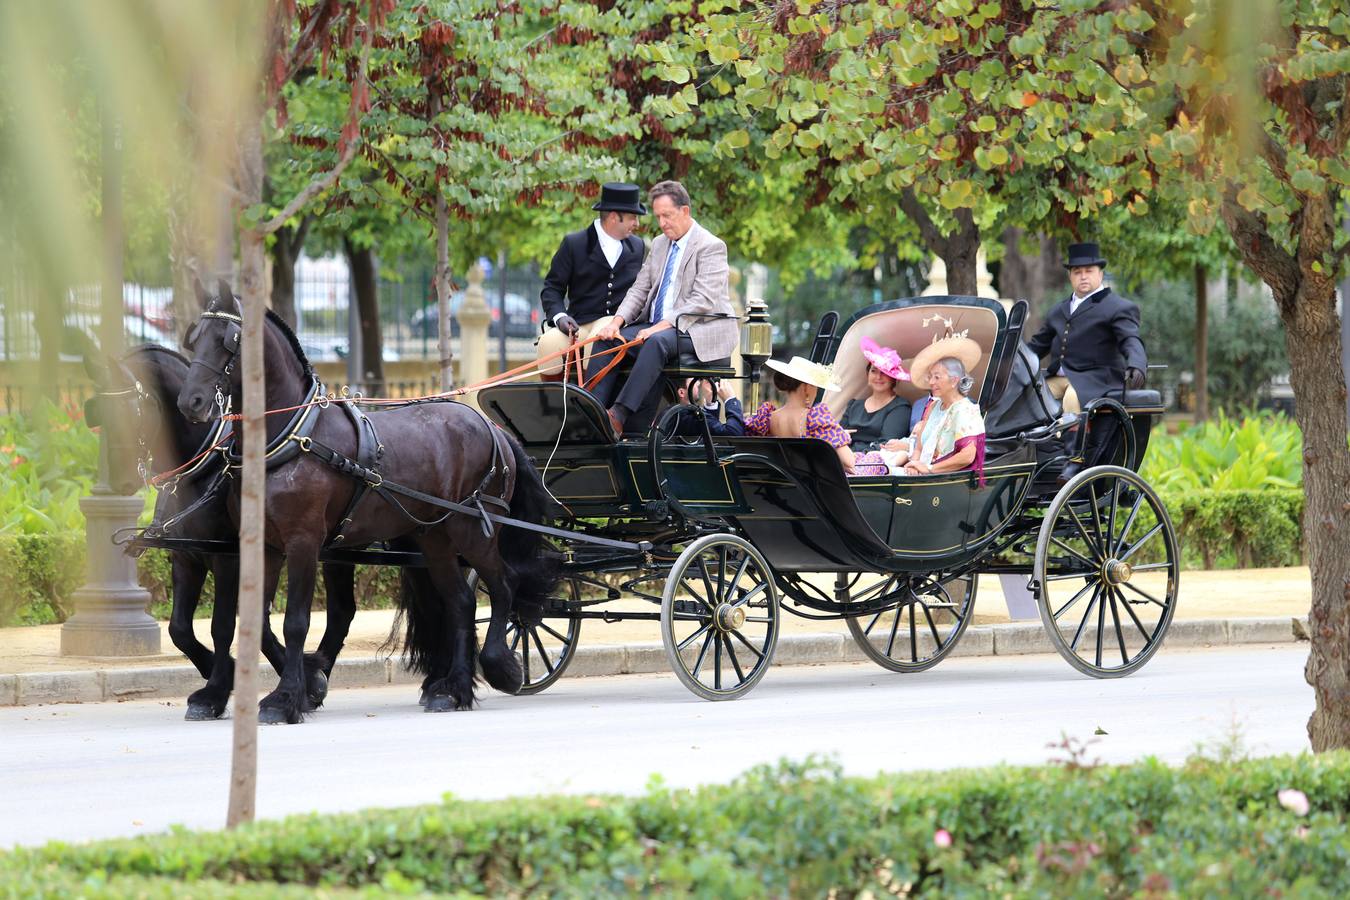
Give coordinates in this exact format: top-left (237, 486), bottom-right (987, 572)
top-left (614, 221), bottom-right (739, 362)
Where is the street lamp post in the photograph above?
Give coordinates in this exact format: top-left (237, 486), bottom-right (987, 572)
top-left (61, 108), bottom-right (159, 657)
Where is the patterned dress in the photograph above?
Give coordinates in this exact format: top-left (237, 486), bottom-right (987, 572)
top-left (912, 396), bottom-right (987, 484)
top-left (745, 403), bottom-right (891, 476)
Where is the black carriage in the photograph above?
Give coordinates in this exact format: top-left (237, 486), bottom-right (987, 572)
top-left (478, 294), bottom-right (1179, 700)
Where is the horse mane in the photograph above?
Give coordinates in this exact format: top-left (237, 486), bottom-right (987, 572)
top-left (263, 307), bottom-right (314, 379)
top-left (124, 343), bottom-right (188, 367)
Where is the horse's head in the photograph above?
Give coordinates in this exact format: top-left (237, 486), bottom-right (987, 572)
top-left (80, 335), bottom-right (161, 495)
top-left (177, 279), bottom-right (243, 424)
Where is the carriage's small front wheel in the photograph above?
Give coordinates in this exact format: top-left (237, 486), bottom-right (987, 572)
top-left (845, 572), bottom-right (976, 673)
top-left (471, 573), bottom-right (582, 695)
top-left (661, 534), bottom-right (779, 701)
top-left (1034, 466), bottom-right (1179, 678)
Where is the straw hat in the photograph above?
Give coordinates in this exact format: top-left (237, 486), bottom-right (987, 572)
top-left (765, 356), bottom-right (842, 392)
top-left (910, 334), bottom-right (982, 384)
top-left (859, 336), bottom-right (910, 382)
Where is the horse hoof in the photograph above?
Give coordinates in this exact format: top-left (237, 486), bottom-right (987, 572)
top-left (306, 670), bottom-right (329, 709)
top-left (418, 690), bottom-right (429, 708)
top-left (424, 695), bottom-right (453, 713)
top-left (184, 702), bottom-right (223, 721)
top-left (258, 706), bottom-right (293, 725)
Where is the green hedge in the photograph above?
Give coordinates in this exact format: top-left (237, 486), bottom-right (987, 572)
top-left (0, 537), bottom-right (403, 628)
top-left (1162, 488), bottom-right (1304, 569)
top-left (3, 754), bottom-right (1349, 896)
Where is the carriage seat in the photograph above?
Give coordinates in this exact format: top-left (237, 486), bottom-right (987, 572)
top-left (1121, 389), bottom-right (1162, 409)
top-left (664, 351), bottom-right (735, 381)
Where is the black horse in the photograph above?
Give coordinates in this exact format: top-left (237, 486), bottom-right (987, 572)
top-left (84, 341), bottom-right (352, 719)
top-left (176, 282), bottom-right (556, 723)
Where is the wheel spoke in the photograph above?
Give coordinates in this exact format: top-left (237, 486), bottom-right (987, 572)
top-left (1086, 480), bottom-right (1108, 554)
top-left (729, 582), bottom-right (768, 610)
top-left (531, 629), bottom-right (557, 675)
top-left (729, 627), bottom-right (766, 661)
top-left (1126, 562), bottom-right (1173, 572)
top-left (521, 632), bottom-right (531, 683)
top-left (1105, 478), bottom-right (1120, 552)
top-left (723, 634), bottom-right (746, 683)
top-left (1053, 580), bottom-right (1098, 621)
top-left (718, 546), bottom-right (729, 600)
top-left (713, 634), bottom-right (723, 690)
top-left (724, 552), bottom-right (753, 601)
top-left (1120, 580), bottom-right (1168, 608)
top-left (1113, 493), bottom-right (1145, 556)
top-left (1066, 503), bottom-right (1104, 558)
top-left (1115, 585), bottom-right (1157, 643)
top-left (538, 621), bottom-right (570, 643)
top-left (694, 560), bottom-right (719, 611)
top-left (1119, 522), bottom-right (1164, 563)
top-left (1051, 535), bottom-right (1099, 571)
top-left (742, 615), bottom-right (775, 624)
top-left (861, 609), bottom-right (884, 636)
top-left (509, 626), bottom-right (522, 652)
top-left (923, 603), bottom-right (942, 648)
top-left (909, 602), bottom-right (918, 662)
top-left (691, 631), bottom-right (714, 677)
top-left (1069, 586), bottom-right (1101, 652)
top-left (1094, 582), bottom-right (1106, 667)
top-left (677, 620), bottom-right (714, 652)
top-left (884, 600), bottom-right (903, 657)
top-left (1107, 587), bottom-right (1127, 666)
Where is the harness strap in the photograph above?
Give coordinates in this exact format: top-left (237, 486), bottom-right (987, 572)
top-left (583, 341), bottom-right (632, 391)
top-left (146, 465), bottom-right (233, 537)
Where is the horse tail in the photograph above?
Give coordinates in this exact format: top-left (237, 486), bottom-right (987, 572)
top-left (500, 434), bottom-right (559, 614)
top-left (388, 565), bottom-right (445, 680)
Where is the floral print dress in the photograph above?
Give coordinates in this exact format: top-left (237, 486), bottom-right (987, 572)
top-left (745, 403), bottom-right (891, 476)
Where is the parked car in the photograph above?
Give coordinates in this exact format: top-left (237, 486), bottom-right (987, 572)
top-left (408, 291), bottom-right (540, 340)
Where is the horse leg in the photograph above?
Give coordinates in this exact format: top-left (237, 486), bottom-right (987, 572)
top-left (167, 553), bottom-right (212, 679)
top-left (259, 545), bottom-right (316, 725)
top-left (470, 556), bottom-right (524, 696)
top-left (186, 556), bottom-right (239, 720)
top-left (305, 563), bottom-right (355, 708)
top-left (410, 536), bottom-right (477, 711)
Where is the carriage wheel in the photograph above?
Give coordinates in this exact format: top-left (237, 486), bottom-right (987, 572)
top-left (471, 572), bottom-right (582, 695)
top-left (1033, 465), bottom-right (1179, 678)
top-left (661, 534), bottom-right (779, 701)
top-left (844, 572), bottom-right (976, 673)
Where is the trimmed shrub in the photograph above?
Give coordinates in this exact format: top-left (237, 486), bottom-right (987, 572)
top-left (2, 754), bottom-right (1349, 896)
top-left (1163, 488), bottom-right (1304, 569)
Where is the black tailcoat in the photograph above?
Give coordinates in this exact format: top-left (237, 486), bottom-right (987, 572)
top-left (1025, 286), bottom-right (1148, 403)
top-left (539, 224), bottom-right (645, 326)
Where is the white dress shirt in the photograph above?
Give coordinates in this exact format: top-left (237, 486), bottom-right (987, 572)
top-left (659, 231), bottom-right (690, 325)
top-left (594, 219), bottom-right (622, 268)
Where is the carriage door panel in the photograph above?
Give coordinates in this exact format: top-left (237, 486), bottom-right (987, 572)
top-left (848, 479), bottom-right (896, 545)
top-left (887, 476), bottom-right (975, 557)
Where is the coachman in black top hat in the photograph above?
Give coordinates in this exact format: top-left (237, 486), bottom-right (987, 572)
top-left (536, 182), bottom-right (647, 378)
top-left (1025, 240), bottom-right (1148, 479)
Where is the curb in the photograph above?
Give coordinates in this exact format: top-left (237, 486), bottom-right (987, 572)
top-left (0, 615), bottom-right (1310, 708)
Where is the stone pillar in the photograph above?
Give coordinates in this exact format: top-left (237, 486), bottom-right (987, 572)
top-left (61, 456), bottom-right (160, 656)
top-left (458, 262), bottom-right (491, 409)
top-left (728, 266), bottom-right (744, 403)
top-left (922, 249), bottom-right (997, 299)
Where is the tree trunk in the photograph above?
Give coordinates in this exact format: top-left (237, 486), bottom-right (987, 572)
top-left (344, 236), bottom-right (384, 393)
top-left (1194, 263), bottom-right (1209, 423)
top-left (269, 216), bottom-right (310, 329)
top-left (434, 189), bottom-right (454, 392)
top-left (1281, 281), bottom-right (1350, 752)
top-left (228, 115), bottom-right (266, 831)
top-left (898, 190), bottom-right (981, 297)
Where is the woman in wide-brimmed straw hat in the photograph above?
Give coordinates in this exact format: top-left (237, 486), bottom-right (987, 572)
top-left (840, 336), bottom-right (913, 453)
top-left (746, 356), bottom-right (890, 476)
top-left (884, 336), bottom-right (987, 482)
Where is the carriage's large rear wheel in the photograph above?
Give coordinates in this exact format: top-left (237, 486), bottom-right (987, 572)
top-left (661, 534), bottom-right (779, 701)
top-left (1034, 466), bottom-right (1179, 678)
top-left (471, 572), bottom-right (582, 695)
top-left (844, 572), bottom-right (976, 672)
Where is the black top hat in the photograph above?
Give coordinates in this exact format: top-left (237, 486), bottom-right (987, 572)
top-left (593, 182), bottom-right (648, 215)
top-left (1063, 241), bottom-right (1107, 269)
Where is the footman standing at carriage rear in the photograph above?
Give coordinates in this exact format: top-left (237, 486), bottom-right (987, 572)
top-left (536, 182), bottom-right (647, 380)
top-left (1025, 241), bottom-right (1147, 481)
top-left (587, 180), bottom-right (739, 437)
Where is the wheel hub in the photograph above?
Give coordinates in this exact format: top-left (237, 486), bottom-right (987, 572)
top-left (1103, 559), bottom-right (1133, 585)
top-left (714, 603), bottom-right (746, 632)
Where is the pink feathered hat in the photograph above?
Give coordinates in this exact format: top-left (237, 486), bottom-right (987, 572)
top-left (859, 336), bottom-right (910, 382)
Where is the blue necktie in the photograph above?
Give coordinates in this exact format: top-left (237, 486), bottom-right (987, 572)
top-left (652, 241), bottom-right (681, 324)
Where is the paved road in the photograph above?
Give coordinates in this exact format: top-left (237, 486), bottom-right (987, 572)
top-left (0, 646), bottom-right (1312, 849)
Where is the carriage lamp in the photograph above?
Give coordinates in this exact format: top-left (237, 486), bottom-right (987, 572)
top-left (740, 297), bottom-right (773, 410)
